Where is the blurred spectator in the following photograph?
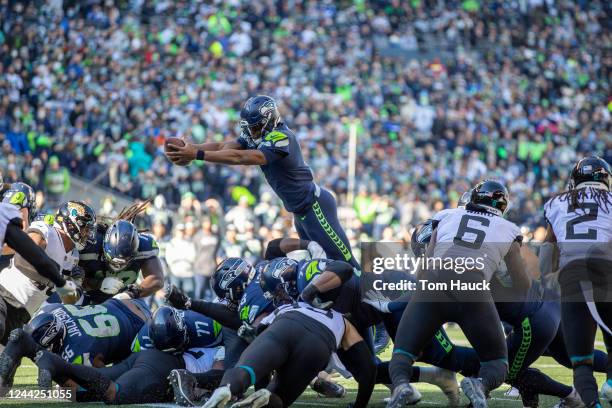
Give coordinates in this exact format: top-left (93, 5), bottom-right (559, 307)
top-left (193, 217), bottom-right (219, 301)
top-left (165, 223), bottom-right (196, 297)
top-left (43, 156), bottom-right (70, 208)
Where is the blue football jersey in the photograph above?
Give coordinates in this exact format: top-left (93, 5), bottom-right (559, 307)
top-left (37, 299), bottom-right (148, 365)
top-left (238, 277), bottom-right (274, 325)
top-left (237, 123), bottom-right (316, 214)
top-left (131, 310), bottom-right (222, 353)
top-left (79, 225), bottom-right (159, 300)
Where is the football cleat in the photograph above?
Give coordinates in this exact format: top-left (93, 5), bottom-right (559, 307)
top-left (601, 380), bottom-right (612, 404)
top-left (424, 367), bottom-right (461, 406)
top-left (553, 387), bottom-right (585, 408)
top-left (374, 323), bottom-right (391, 355)
top-left (202, 385), bottom-right (232, 408)
top-left (231, 389), bottom-right (271, 408)
top-left (385, 382), bottom-right (419, 408)
top-left (168, 369), bottom-right (207, 406)
top-left (311, 377), bottom-right (346, 398)
top-left (461, 377), bottom-right (488, 408)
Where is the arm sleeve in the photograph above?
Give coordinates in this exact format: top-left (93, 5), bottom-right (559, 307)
top-left (5, 222), bottom-right (66, 287)
top-left (337, 340), bottom-right (376, 408)
top-left (190, 300), bottom-right (242, 331)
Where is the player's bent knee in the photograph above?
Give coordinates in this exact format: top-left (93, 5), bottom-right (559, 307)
top-left (479, 359), bottom-right (508, 391)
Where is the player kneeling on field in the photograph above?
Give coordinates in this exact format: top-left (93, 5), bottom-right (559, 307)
top-left (202, 262), bottom-right (376, 408)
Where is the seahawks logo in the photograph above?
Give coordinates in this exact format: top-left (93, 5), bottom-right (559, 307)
top-left (259, 101), bottom-right (276, 117)
top-left (219, 269), bottom-right (240, 289)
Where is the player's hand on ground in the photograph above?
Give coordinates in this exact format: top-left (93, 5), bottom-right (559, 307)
top-left (362, 289), bottom-right (392, 313)
top-left (165, 283), bottom-right (192, 309)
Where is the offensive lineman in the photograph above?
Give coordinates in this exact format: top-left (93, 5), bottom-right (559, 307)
top-left (164, 95), bottom-right (359, 268)
top-left (386, 180), bottom-right (531, 408)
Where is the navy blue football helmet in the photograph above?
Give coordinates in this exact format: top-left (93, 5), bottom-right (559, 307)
top-left (212, 258), bottom-right (252, 303)
top-left (411, 220), bottom-right (437, 257)
top-left (103, 220), bottom-right (139, 272)
top-left (469, 180), bottom-right (509, 216)
top-left (2, 182), bottom-right (36, 221)
top-left (259, 257), bottom-right (299, 306)
top-left (149, 306), bottom-right (189, 354)
top-left (569, 156), bottom-right (611, 191)
top-left (239, 95), bottom-right (280, 141)
top-left (25, 312), bottom-right (66, 354)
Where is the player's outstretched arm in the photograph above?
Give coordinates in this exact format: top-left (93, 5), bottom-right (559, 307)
top-left (338, 319), bottom-right (376, 408)
top-left (166, 139), bottom-right (256, 166)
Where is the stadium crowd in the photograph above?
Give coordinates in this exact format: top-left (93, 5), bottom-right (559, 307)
top-left (0, 0), bottom-right (611, 296)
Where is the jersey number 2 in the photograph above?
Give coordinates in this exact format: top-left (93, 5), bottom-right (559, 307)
top-left (566, 202), bottom-right (598, 240)
top-left (454, 215), bottom-right (490, 249)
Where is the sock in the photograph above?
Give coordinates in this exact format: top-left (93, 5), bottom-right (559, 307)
top-left (389, 351), bottom-right (415, 387)
top-left (417, 366), bottom-right (439, 385)
top-left (513, 368), bottom-right (573, 399)
top-left (574, 365), bottom-right (600, 407)
top-left (221, 367), bottom-right (252, 395)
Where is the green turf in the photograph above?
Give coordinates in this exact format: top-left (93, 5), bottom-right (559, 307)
top-left (2, 326), bottom-right (606, 407)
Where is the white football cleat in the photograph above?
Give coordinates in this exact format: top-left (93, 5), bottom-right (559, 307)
top-left (203, 385), bottom-right (232, 408)
top-left (601, 380), bottom-right (612, 404)
top-left (231, 389), bottom-right (271, 408)
top-left (424, 367), bottom-right (461, 406)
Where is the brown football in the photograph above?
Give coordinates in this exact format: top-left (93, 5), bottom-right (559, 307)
top-left (164, 137), bottom-right (185, 151)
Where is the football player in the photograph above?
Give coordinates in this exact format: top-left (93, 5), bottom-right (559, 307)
top-left (165, 95), bottom-right (359, 268)
top-left (203, 263), bottom-right (376, 408)
top-left (1, 306), bottom-right (222, 404)
top-left (0, 296), bottom-right (150, 393)
top-left (386, 180), bottom-right (531, 408)
top-left (0, 201), bottom-right (92, 345)
top-left (0, 182), bottom-right (37, 269)
top-left (542, 156), bottom-right (612, 407)
top-left (79, 219), bottom-right (163, 304)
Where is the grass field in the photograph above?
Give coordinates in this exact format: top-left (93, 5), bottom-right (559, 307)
top-left (2, 326), bottom-right (606, 407)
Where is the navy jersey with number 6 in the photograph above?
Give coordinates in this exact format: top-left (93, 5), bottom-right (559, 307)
top-left (36, 299), bottom-right (148, 365)
top-left (237, 123), bottom-right (316, 214)
top-left (131, 310), bottom-right (223, 352)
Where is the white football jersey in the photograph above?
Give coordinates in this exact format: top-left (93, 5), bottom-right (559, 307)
top-left (544, 188), bottom-right (612, 268)
top-left (182, 346), bottom-right (224, 374)
top-left (433, 207), bottom-right (521, 281)
top-left (261, 302), bottom-right (346, 348)
top-left (0, 203), bottom-right (21, 248)
top-left (0, 221), bottom-right (79, 314)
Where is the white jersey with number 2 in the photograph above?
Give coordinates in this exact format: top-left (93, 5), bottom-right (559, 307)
top-left (544, 188), bottom-right (612, 268)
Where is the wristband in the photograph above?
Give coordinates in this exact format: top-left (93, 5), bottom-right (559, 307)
top-left (196, 150), bottom-right (205, 161)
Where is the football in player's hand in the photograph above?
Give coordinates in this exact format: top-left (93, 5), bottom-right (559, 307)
top-left (164, 137), bottom-right (185, 151)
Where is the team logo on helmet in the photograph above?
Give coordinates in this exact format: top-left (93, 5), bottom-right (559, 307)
top-left (259, 101), bottom-right (276, 117)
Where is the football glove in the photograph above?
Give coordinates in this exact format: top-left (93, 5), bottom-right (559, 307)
top-left (165, 283), bottom-right (192, 309)
top-left (56, 280), bottom-right (78, 298)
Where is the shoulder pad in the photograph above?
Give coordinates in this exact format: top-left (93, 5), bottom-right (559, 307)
top-left (136, 233), bottom-right (159, 259)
